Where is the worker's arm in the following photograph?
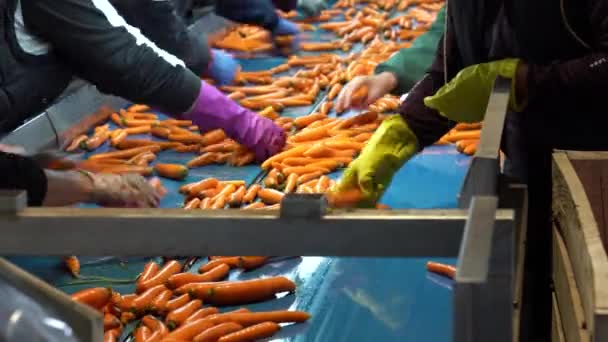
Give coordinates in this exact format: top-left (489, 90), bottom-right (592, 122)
top-left (375, 6), bottom-right (446, 94)
top-left (110, 0), bottom-right (211, 76)
top-left (215, 0), bottom-right (281, 31)
top-left (21, 0), bottom-right (201, 114)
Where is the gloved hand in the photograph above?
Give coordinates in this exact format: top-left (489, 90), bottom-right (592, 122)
top-left (424, 58), bottom-right (524, 123)
top-left (208, 49), bottom-right (239, 86)
top-left (297, 0), bottom-right (328, 17)
top-left (272, 18), bottom-right (301, 53)
top-left (334, 115), bottom-right (418, 207)
top-left (86, 172), bottom-right (164, 208)
top-left (183, 81), bottom-right (286, 161)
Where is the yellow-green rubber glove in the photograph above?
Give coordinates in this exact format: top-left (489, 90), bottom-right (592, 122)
top-left (423, 58), bottom-right (524, 123)
top-left (335, 115), bottom-right (418, 207)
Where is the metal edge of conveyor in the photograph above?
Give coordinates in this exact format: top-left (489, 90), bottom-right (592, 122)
top-left (0, 257), bottom-right (103, 342)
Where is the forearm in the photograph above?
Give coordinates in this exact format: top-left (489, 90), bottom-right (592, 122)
top-left (0, 152), bottom-right (47, 206)
top-left (43, 170), bottom-right (93, 207)
top-left (215, 0), bottom-right (279, 30)
top-left (22, 0), bottom-right (200, 113)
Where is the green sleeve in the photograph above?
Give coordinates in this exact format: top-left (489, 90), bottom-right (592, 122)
top-left (375, 6), bottom-right (446, 94)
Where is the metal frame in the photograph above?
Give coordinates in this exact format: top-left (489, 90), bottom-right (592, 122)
top-left (0, 73), bottom-right (522, 341)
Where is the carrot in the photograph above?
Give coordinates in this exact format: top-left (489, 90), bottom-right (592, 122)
top-left (150, 289), bottom-right (172, 312)
top-left (264, 168), bottom-right (280, 188)
top-left (443, 130), bottom-right (481, 142)
top-left (282, 166), bottom-right (330, 176)
top-left (202, 140), bottom-right (238, 153)
top-left (89, 146), bottom-right (161, 160)
top-left (201, 129), bottom-right (227, 146)
top-left (123, 125), bottom-right (152, 135)
top-left (327, 83), bottom-right (342, 101)
top-left (114, 139), bottom-right (163, 150)
top-left (194, 277), bottom-right (295, 305)
top-left (199, 257), bottom-right (241, 273)
top-left (240, 184), bottom-right (260, 204)
top-left (353, 132), bottom-right (373, 142)
top-left (283, 173), bottom-right (298, 194)
top-left (261, 145), bottom-right (308, 169)
top-left (115, 293), bottom-right (137, 312)
top-left (185, 178), bottom-right (219, 196)
top-left (218, 322), bottom-right (280, 342)
top-left (426, 261), bottom-right (457, 279)
top-left (257, 188), bottom-right (284, 204)
top-left (104, 329), bottom-right (119, 342)
top-left (228, 186), bottom-right (247, 207)
top-left (166, 319), bottom-right (216, 341)
top-left (125, 112), bottom-right (158, 121)
top-left (185, 307), bottom-right (220, 324)
top-left (127, 104), bottom-right (150, 112)
top-left (110, 113), bottom-right (123, 126)
top-left (228, 151), bottom-right (255, 167)
top-left (163, 119), bottom-right (193, 127)
top-left (82, 132), bottom-right (109, 151)
top-left (154, 163), bottom-right (188, 180)
top-left (327, 188), bottom-right (364, 208)
top-left (103, 313), bottom-right (121, 331)
top-left (151, 126), bottom-right (171, 139)
top-left (212, 310), bottom-right (310, 326)
top-left (228, 91), bottom-right (246, 100)
top-left (142, 315), bottom-right (169, 335)
top-left (168, 134), bottom-right (204, 145)
top-left (241, 201), bottom-right (264, 209)
top-left (297, 171), bottom-right (324, 184)
top-left (96, 164), bottom-right (154, 176)
top-left (455, 139), bottom-right (478, 152)
top-left (135, 325), bottom-right (152, 342)
top-left (319, 101), bottom-right (334, 116)
top-left (324, 140), bottom-right (365, 151)
top-left (128, 151), bottom-right (157, 166)
top-left (290, 126), bottom-right (330, 142)
top-left (174, 144), bottom-right (201, 153)
top-left (165, 294), bottom-right (190, 312)
top-left (132, 284), bottom-right (167, 311)
top-left (71, 287), bottom-right (112, 310)
top-left (315, 175), bottom-right (330, 193)
top-left (303, 144), bottom-right (342, 158)
top-left (184, 198), bottom-right (202, 210)
top-left (463, 140), bottom-right (478, 155)
top-left (66, 135), bottom-right (88, 152)
top-left (122, 118), bottom-right (159, 127)
top-left (63, 256), bottom-right (80, 278)
top-left (194, 322), bottom-right (243, 342)
top-left (166, 299), bottom-right (203, 329)
top-left (211, 195), bottom-right (227, 209)
top-left (300, 41), bottom-right (340, 51)
top-left (137, 260), bottom-right (182, 292)
top-left (197, 188), bottom-right (219, 199)
top-left (187, 153), bottom-right (217, 168)
top-left (198, 197), bottom-right (212, 209)
top-left (239, 256), bottom-right (269, 270)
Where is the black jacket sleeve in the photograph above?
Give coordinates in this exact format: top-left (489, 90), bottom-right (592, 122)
top-left (21, 0), bottom-right (201, 113)
top-left (215, 0), bottom-right (280, 31)
top-left (111, 0), bottom-right (211, 76)
top-left (0, 152), bottom-right (47, 206)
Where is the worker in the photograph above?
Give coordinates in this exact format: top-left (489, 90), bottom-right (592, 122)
top-left (0, 146), bottom-right (164, 207)
top-left (2, 0), bottom-right (285, 159)
top-left (335, 6), bottom-right (445, 111)
top-left (333, 1), bottom-right (608, 340)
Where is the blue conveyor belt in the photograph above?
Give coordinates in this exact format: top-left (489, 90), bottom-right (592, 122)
top-left (8, 5), bottom-right (467, 340)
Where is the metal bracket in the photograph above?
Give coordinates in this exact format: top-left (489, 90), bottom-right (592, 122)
top-left (0, 190), bottom-right (27, 214)
top-left (279, 193), bottom-right (327, 219)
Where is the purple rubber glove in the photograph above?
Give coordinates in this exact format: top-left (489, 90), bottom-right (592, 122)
top-left (183, 81), bottom-right (286, 161)
top-left (208, 49), bottom-right (239, 86)
top-left (272, 18), bottom-right (301, 53)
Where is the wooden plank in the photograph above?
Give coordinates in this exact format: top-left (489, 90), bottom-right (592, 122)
top-left (553, 225), bottom-right (590, 342)
top-left (552, 152), bottom-right (608, 341)
top-left (563, 151), bottom-right (608, 161)
top-left (554, 292), bottom-right (566, 342)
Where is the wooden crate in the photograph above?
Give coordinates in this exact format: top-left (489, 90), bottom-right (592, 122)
top-left (552, 152), bottom-right (608, 341)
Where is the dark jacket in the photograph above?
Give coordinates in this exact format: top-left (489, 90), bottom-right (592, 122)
top-left (111, 0), bottom-right (211, 76)
top-left (401, 0), bottom-right (608, 149)
top-left (215, 0), bottom-right (297, 31)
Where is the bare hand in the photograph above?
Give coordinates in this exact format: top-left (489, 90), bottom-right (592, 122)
top-left (335, 72), bottom-right (398, 112)
top-left (88, 173), bottom-right (165, 208)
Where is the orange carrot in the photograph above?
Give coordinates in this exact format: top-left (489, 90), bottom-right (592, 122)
top-left (242, 184), bottom-right (261, 204)
top-left (193, 277), bottom-right (296, 305)
top-left (127, 104), bottom-right (151, 113)
top-left (71, 287), bottom-right (112, 310)
top-left (153, 163), bottom-right (187, 180)
top-left (290, 126), bottom-right (329, 142)
top-left (165, 294), bottom-right (190, 312)
top-left (184, 178), bottom-right (219, 196)
top-left (163, 119), bottom-right (193, 127)
top-left (257, 188), bottom-right (284, 204)
top-left (135, 325), bottom-right (152, 342)
top-left (150, 289), bottom-right (172, 312)
top-left (282, 165), bottom-right (330, 176)
top-left (264, 168), bottom-right (280, 188)
top-left (455, 139), bottom-right (478, 152)
top-left (228, 186), bottom-right (247, 207)
top-left (103, 313), bottom-right (121, 330)
top-left (315, 175), bottom-right (330, 193)
top-left (82, 132), bottom-right (109, 151)
top-left (324, 140), bottom-right (365, 151)
top-left (193, 322), bottom-right (243, 342)
top-left (186, 153), bottom-right (216, 168)
top-left (426, 261), bottom-right (457, 279)
top-left (201, 141), bottom-right (238, 153)
top-left (327, 83), bottom-right (342, 100)
top-left (89, 146), bottom-right (161, 160)
top-left (199, 257), bottom-right (241, 273)
top-left (121, 311), bottom-right (136, 325)
top-left (122, 125), bottom-right (152, 135)
top-left (261, 145), bottom-right (308, 169)
top-left (142, 315), bottom-right (169, 335)
top-left (239, 256), bottom-right (269, 270)
top-left (218, 322), bottom-right (280, 342)
top-left (201, 129), bottom-right (227, 146)
top-left (184, 198), bottom-right (202, 209)
top-left (454, 122), bottom-right (482, 131)
top-left (242, 202), bottom-right (265, 209)
top-left (211, 195), bottom-right (227, 209)
top-left (198, 197), bottom-right (212, 209)
top-left (463, 140), bottom-right (478, 155)
top-left (184, 307), bottom-right (220, 324)
top-left (115, 294), bottom-right (137, 311)
top-left (151, 126), bottom-right (171, 139)
top-left (443, 130), bottom-right (481, 143)
top-left (174, 144), bottom-right (201, 153)
top-left (95, 164), bottom-right (154, 176)
top-left (297, 171), bottom-right (324, 184)
top-left (137, 260), bottom-right (182, 293)
top-left (66, 135), bottom-right (88, 152)
top-left (165, 319), bottom-right (216, 341)
top-left (165, 299), bottom-right (203, 329)
top-left (207, 311), bottom-right (310, 327)
top-left (284, 173), bottom-right (298, 193)
top-left (319, 101), bottom-right (334, 116)
top-left (327, 188), bottom-right (364, 208)
top-left (63, 256), bottom-right (80, 278)
top-left (132, 284), bottom-right (167, 311)
top-left (197, 188), bottom-right (219, 199)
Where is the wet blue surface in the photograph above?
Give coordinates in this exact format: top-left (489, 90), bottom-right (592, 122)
top-left (8, 7), bottom-right (465, 340)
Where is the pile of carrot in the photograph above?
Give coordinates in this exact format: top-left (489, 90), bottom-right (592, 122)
top-left (434, 122), bottom-right (482, 156)
top-left (69, 258), bottom-right (310, 342)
